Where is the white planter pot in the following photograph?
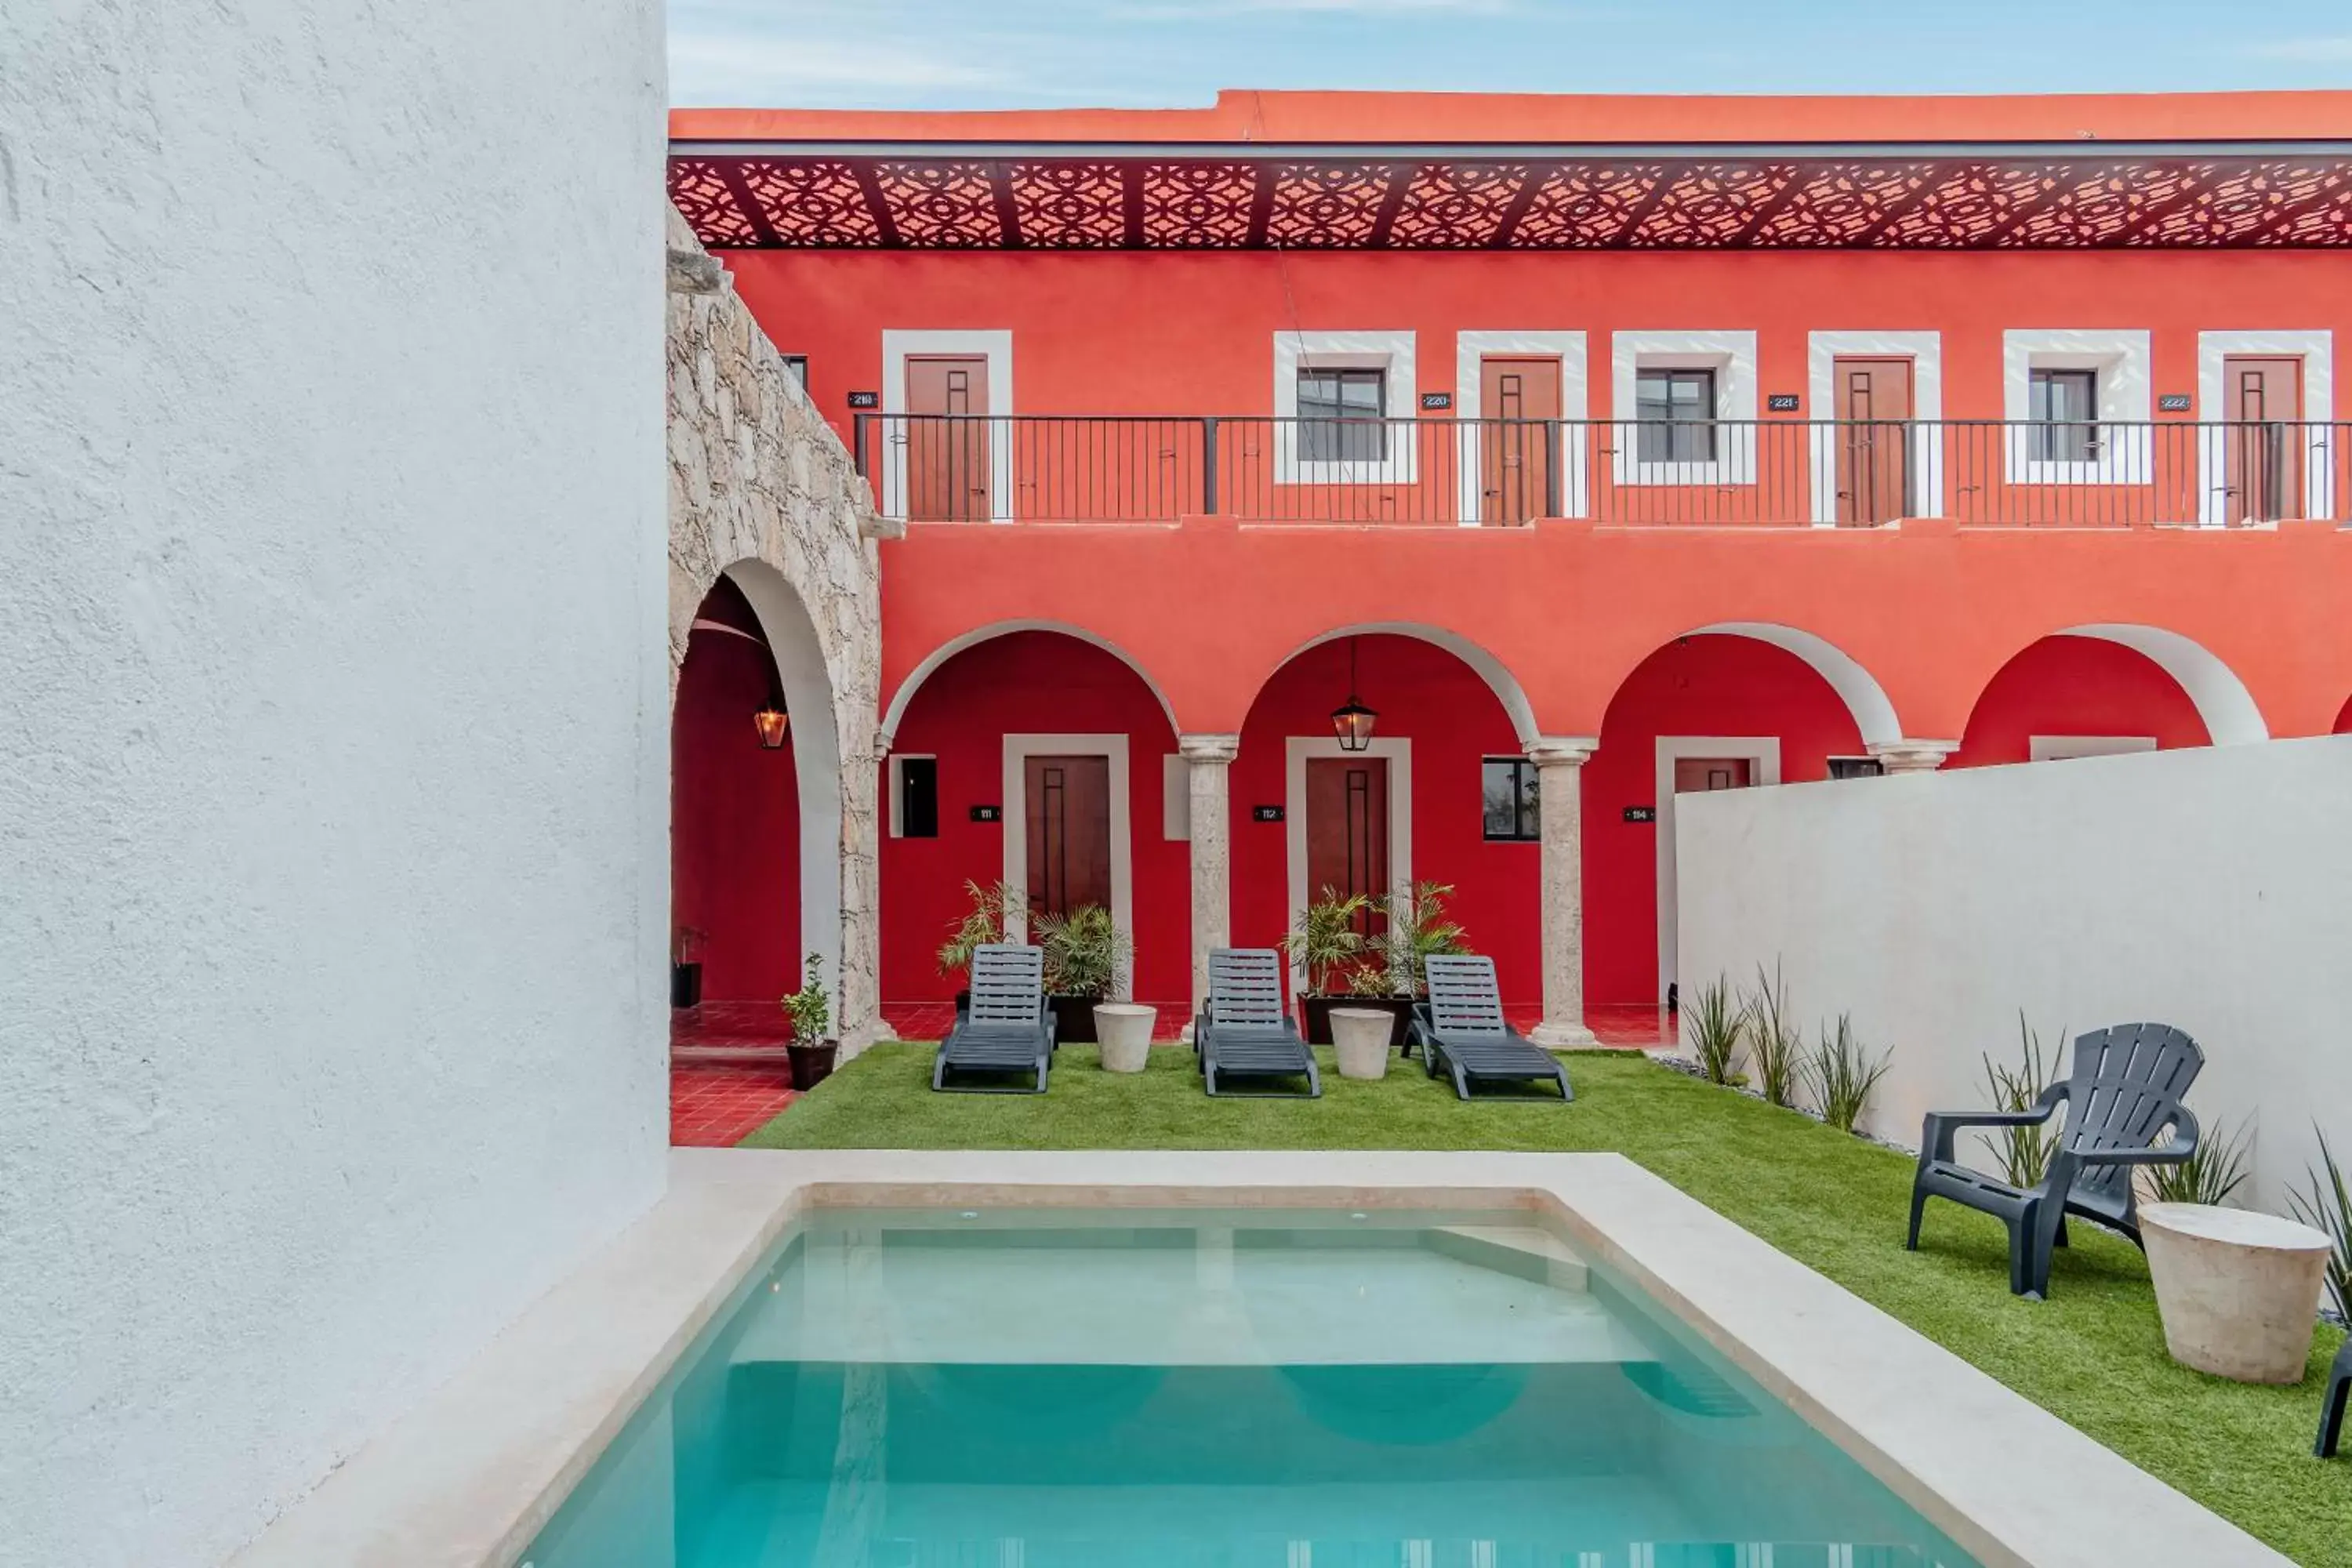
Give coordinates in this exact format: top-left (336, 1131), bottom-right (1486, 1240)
top-left (1092, 1004), bottom-right (1156, 1073)
top-left (2139, 1202), bottom-right (2332, 1383)
top-left (1329, 1008), bottom-right (1393, 1081)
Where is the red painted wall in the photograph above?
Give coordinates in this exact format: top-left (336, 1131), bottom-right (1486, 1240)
top-left (881, 630), bottom-right (1185, 1004)
top-left (1230, 636), bottom-right (1538, 1001)
top-left (1950, 636), bottom-right (2210, 768)
top-left (1584, 635), bottom-right (1865, 1006)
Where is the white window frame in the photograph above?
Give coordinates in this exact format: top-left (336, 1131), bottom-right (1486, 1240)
top-left (1655, 736), bottom-right (1780, 1002)
top-left (1612, 331), bottom-right (1759, 488)
top-left (882, 328), bottom-right (1015, 522)
top-left (1273, 331), bottom-right (1417, 485)
top-left (1806, 331), bottom-right (1945, 524)
top-left (2002, 329), bottom-right (2151, 486)
top-left (2028, 735), bottom-right (2158, 762)
top-left (1162, 753), bottom-right (1189, 841)
top-left (1000, 735), bottom-right (1133, 993)
top-left (1454, 331), bottom-right (1589, 523)
top-left (1283, 735), bottom-right (1412, 996)
top-left (887, 753), bottom-right (937, 840)
top-left (2194, 330), bottom-right (2336, 526)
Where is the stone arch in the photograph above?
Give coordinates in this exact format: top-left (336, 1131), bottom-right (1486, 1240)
top-left (2053, 625), bottom-right (2269, 747)
top-left (1262, 622), bottom-right (1541, 748)
top-left (1682, 622), bottom-right (1904, 748)
top-left (880, 619), bottom-right (1179, 746)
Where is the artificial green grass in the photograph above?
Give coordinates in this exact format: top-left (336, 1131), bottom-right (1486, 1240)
top-left (744, 1043), bottom-right (2352, 1565)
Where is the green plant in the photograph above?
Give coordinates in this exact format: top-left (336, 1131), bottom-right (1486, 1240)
top-left (1371, 880), bottom-right (1472, 996)
top-left (1804, 1012), bottom-right (1892, 1134)
top-left (1980, 1012), bottom-right (2063, 1189)
top-left (935, 879), bottom-right (1022, 982)
top-left (2286, 1128), bottom-right (2352, 1324)
top-left (1283, 887), bottom-right (1374, 997)
top-left (1034, 902), bottom-right (1130, 1000)
top-left (1683, 975), bottom-right (1748, 1086)
top-left (1740, 960), bottom-right (1802, 1109)
top-left (780, 950), bottom-right (831, 1044)
top-left (2145, 1115), bottom-right (2252, 1209)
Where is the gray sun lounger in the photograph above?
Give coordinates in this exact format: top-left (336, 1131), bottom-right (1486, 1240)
top-left (933, 943), bottom-right (1056, 1094)
top-left (1195, 948), bottom-right (1319, 1098)
top-left (1407, 954), bottom-right (1573, 1102)
top-left (1907, 1022), bottom-right (2203, 1299)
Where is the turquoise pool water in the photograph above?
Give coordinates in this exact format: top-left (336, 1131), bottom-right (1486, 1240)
top-left (522, 1207), bottom-right (1981, 1568)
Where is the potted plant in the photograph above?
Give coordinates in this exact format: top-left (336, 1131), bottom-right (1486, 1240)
top-left (1286, 887), bottom-right (1385, 1046)
top-left (670, 924), bottom-right (706, 1009)
top-left (936, 878), bottom-right (1022, 1017)
top-left (1035, 902), bottom-right (1131, 1046)
top-left (780, 949), bottom-right (837, 1091)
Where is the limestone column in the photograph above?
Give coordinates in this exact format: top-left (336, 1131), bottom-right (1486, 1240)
top-left (1867, 739), bottom-right (1961, 775)
top-left (1527, 737), bottom-right (1599, 1048)
top-left (1178, 734), bottom-right (1240, 1016)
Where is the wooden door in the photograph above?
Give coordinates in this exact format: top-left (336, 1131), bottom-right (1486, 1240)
top-left (1479, 357), bottom-right (1560, 524)
top-left (2223, 356), bottom-right (2302, 524)
top-left (1833, 358), bottom-right (1914, 526)
top-left (1674, 757), bottom-right (1754, 794)
top-left (905, 356), bottom-right (991, 521)
top-left (1024, 755), bottom-right (1111, 919)
top-left (1305, 757), bottom-right (1389, 934)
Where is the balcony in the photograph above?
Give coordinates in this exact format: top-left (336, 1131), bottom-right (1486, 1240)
top-left (855, 416), bottom-right (2350, 529)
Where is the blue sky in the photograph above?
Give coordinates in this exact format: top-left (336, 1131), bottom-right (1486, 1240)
top-left (670, 0), bottom-right (2352, 111)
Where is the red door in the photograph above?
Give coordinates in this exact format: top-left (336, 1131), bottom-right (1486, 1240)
top-left (2223, 357), bottom-right (2302, 524)
top-left (1305, 757), bottom-right (1388, 933)
top-left (1025, 755), bottom-right (1111, 918)
top-left (1833, 358), bottom-right (1915, 526)
top-left (1479, 357), bottom-right (1561, 524)
top-left (906, 356), bottom-right (991, 521)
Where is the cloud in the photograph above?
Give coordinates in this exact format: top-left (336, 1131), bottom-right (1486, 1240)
top-left (2240, 36), bottom-right (2352, 63)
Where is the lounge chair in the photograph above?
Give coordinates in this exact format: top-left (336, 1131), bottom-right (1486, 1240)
top-left (1906, 1022), bottom-right (2203, 1299)
top-left (2319, 1340), bottom-right (2351, 1458)
top-left (1406, 954), bottom-right (1573, 1102)
top-left (933, 943), bottom-right (1055, 1093)
top-left (1195, 948), bottom-right (1319, 1098)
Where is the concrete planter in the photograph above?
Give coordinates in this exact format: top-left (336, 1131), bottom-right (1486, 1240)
top-left (1330, 1008), bottom-right (1395, 1081)
top-left (1093, 1004), bottom-right (1156, 1073)
top-left (2139, 1201), bottom-right (2332, 1383)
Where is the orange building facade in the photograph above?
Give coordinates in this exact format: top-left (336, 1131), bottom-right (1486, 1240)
top-left (667, 91), bottom-right (2352, 1037)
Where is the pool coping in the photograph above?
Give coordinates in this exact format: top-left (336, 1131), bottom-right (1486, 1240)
top-left (228, 1148), bottom-right (2292, 1568)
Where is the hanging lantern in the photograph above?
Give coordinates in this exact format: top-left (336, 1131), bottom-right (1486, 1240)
top-left (1330, 637), bottom-right (1377, 752)
top-left (753, 676), bottom-right (789, 750)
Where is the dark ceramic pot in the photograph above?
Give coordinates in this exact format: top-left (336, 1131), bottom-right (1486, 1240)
top-left (787, 1038), bottom-right (839, 1091)
top-left (670, 961), bottom-right (702, 1009)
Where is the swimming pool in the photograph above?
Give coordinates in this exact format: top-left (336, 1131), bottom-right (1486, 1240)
top-left (519, 1205), bottom-right (1981, 1568)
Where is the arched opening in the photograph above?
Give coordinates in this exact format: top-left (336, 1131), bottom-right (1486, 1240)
top-left (1232, 630), bottom-right (1540, 1010)
top-left (882, 619), bottom-right (1178, 746)
top-left (1591, 630), bottom-right (1883, 1007)
top-left (880, 629), bottom-right (1181, 1026)
top-left (1951, 630), bottom-right (2248, 769)
top-left (2335, 694), bottom-right (2352, 735)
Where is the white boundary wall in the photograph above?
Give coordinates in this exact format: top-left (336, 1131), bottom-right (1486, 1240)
top-left (0, 3), bottom-right (667, 1563)
top-left (1676, 738), bottom-right (2352, 1209)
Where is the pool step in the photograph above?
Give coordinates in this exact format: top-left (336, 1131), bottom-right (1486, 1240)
top-left (1427, 1225), bottom-right (1591, 1291)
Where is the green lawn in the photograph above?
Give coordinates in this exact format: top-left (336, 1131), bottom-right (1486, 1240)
top-left (744, 1042), bottom-right (2352, 1565)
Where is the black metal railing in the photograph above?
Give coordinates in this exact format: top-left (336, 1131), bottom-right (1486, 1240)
top-left (853, 415), bottom-right (2349, 529)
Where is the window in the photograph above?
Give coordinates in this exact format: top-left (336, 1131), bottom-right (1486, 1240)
top-left (1635, 368), bottom-right (1717, 463)
top-left (2029, 367), bottom-right (2100, 463)
top-left (1481, 757), bottom-right (1540, 841)
top-left (780, 354), bottom-right (808, 390)
top-left (893, 756), bottom-right (938, 838)
top-left (1826, 757), bottom-right (1885, 780)
top-left (1297, 367), bottom-right (1388, 463)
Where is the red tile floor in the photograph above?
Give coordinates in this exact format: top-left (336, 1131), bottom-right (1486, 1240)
top-left (669, 996), bottom-right (1676, 1146)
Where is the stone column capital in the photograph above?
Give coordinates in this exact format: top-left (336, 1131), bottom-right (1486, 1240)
top-left (871, 731), bottom-right (898, 763)
top-left (1867, 739), bottom-right (1962, 775)
top-left (1526, 735), bottom-right (1600, 768)
top-left (1178, 732), bottom-right (1242, 764)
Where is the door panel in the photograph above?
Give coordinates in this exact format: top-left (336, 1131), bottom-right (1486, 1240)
top-left (1025, 755), bottom-right (1111, 919)
top-left (1673, 757), bottom-right (1755, 793)
top-left (1479, 357), bottom-right (1561, 524)
top-left (1305, 757), bottom-right (1389, 935)
top-left (1832, 358), bottom-right (1915, 526)
top-left (2223, 356), bottom-right (2302, 524)
top-left (906, 356), bottom-right (992, 521)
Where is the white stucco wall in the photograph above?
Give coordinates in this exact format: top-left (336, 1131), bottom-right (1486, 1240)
top-left (1675, 739), bottom-right (2352, 1209)
top-left (0, 4), bottom-right (668, 1565)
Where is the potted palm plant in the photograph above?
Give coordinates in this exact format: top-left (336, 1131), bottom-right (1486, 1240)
top-left (1286, 888), bottom-right (1385, 1046)
top-left (1035, 902), bottom-right (1130, 1046)
top-left (780, 949), bottom-right (836, 1091)
top-left (936, 879), bottom-right (1022, 1017)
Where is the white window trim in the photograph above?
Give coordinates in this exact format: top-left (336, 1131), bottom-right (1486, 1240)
top-left (2194, 330), bottom-right (2336, 526)
top-left (882, 328), bottom-right (1015, 522)
top-left (887, 753), bottom-right (936, 840)
top-left (1162, 753), bottom-right (1189, 841)
top-left (2028, 735), bottom-right (2158, 762)
top-left (1283, 735), bottom-right (1412, 995)
top-left (1612, 331), bottom-right (1759, 488)
top-left (2002, 329), bottom-right (2152, 487)
top-left (1806, 331), bottom-right (1945, 525)
top-left (1479, 753), bottom-right (1541, 841)
top-left (1001, 735), bottom-right (1133, 995)
top-left (1274, 330), bottom-right (1418, 485)
top-left (1655, 737), bottom-right (1781, 1002)
top-left (1454, 332), bottom-right (1590, 523)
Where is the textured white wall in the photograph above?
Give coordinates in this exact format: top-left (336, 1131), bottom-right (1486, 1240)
top-left (1677, 739), bottom-right (2352, 1209)
top-left (0, 4), bottom-right (668, 1565)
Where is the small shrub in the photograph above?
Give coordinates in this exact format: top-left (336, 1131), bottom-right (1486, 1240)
top-left (1034, 902), bottom-right (1131, 1000)
top-left (1284, 887), bottom-right (1374, 998)
top-left (1980, 1012), bottom-right (2063, 1189)
top-left (2286, 1128), bottom-right (2352, 1324)
top-left (781, 950), bottom-right (831, 1044)
top-left (1683, 975), bottom-right (1748, 1086)
top-left (2144, 1116), bottom-right (2252, 1209)
top-left (1741, 960), bottom-right (1802, 1109)
top-left (1805, 1013), bottom-right (1893, 1134)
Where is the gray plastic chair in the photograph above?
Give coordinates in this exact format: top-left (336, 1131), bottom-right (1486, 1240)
top-left (1906, 1022), bottom-right (2203, 1298)
top-left (1406, 954), bottom-right (1572, 1102)
top-left (2320, 1339), bottom-right (2352, 1457)
top-left (933, 943), bottom-right (1055, 1093)
top-left (1195, 948), bottom-right (1319, 1098)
